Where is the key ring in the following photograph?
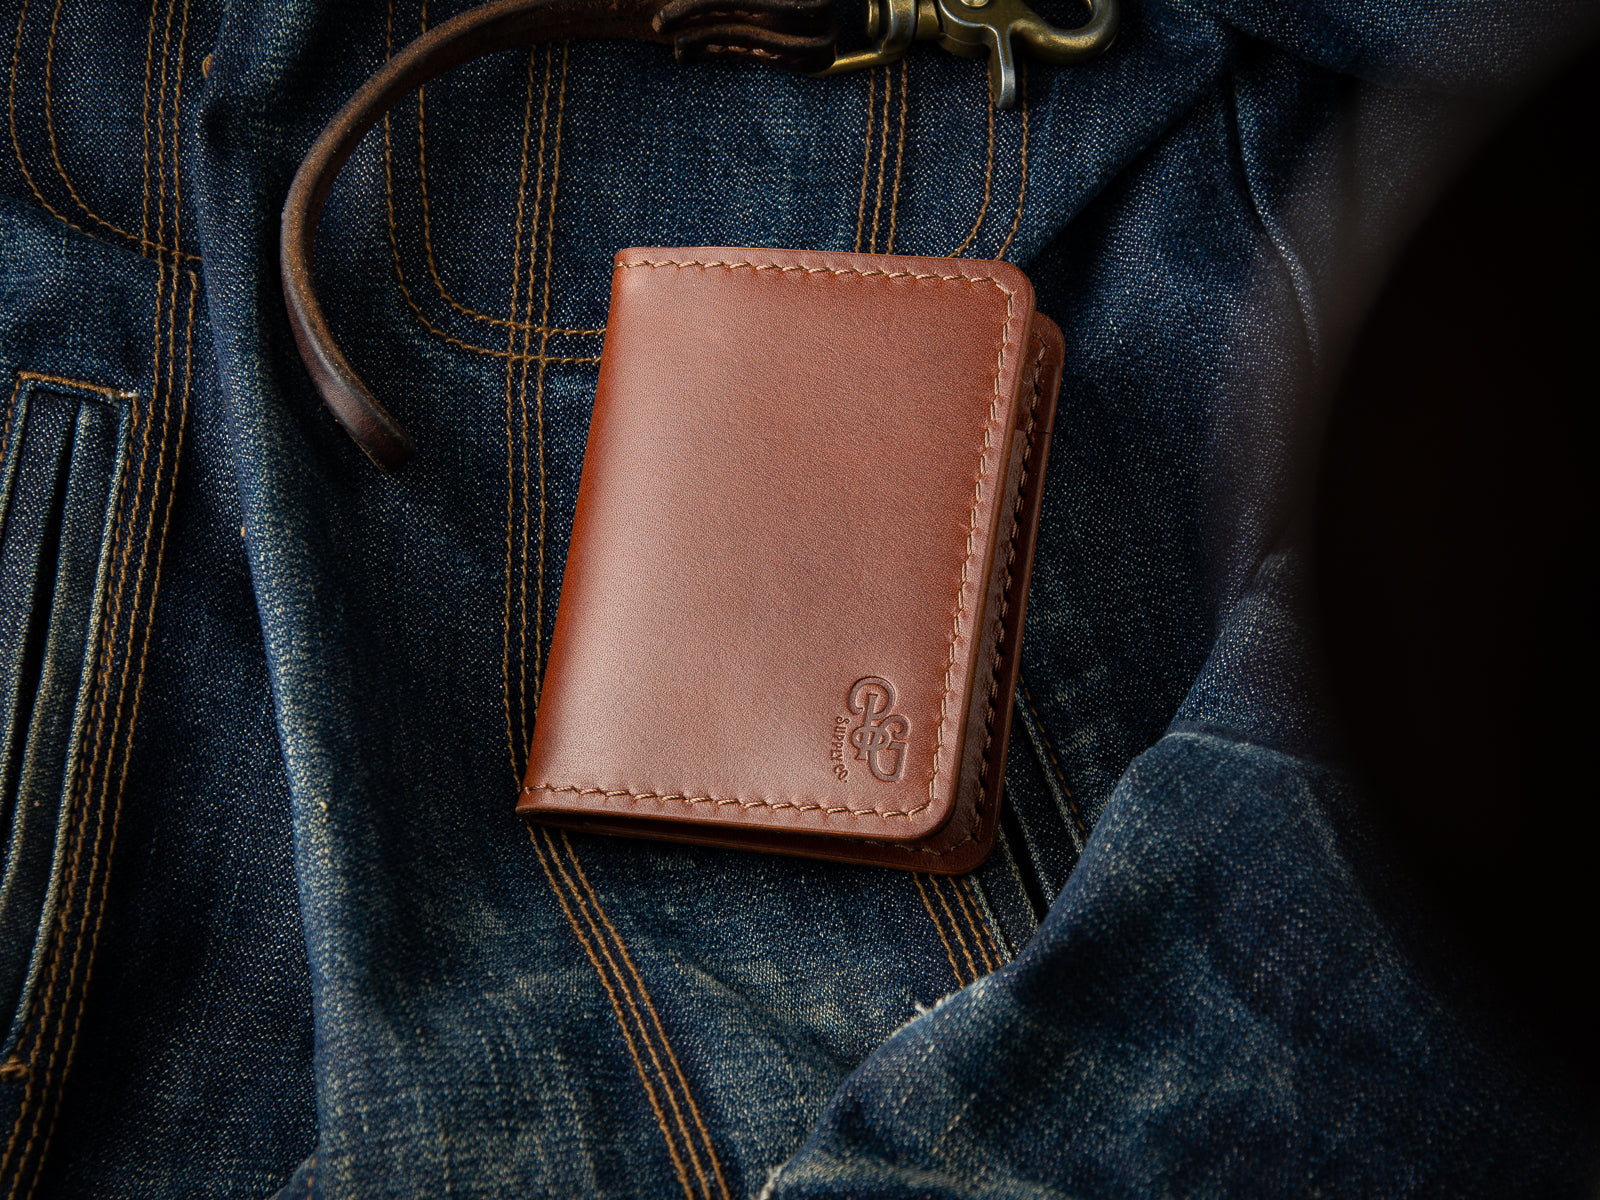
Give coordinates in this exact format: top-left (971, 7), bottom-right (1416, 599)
top-left (818, 0), bottom-right (1116, 107)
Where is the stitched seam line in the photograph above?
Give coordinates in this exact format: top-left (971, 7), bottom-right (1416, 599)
top-left (395, 0), bottom-right (602, 337)
top-left (32, 272), bottom-right (197, 1187)
top-left (11, 0), bottom-right (186, 1140)
top-left (561, 835), bottom-right (732, 1200)
top-left (913, 874), bottom-right (969, 988)
top-left (951, 875), bottom-right (999, 972)
top-left (14, 371), bottom-right (134, 399)
top-left (0, 371), bottom-right (134, 584)
top-left (542, 831), bottom-right (717, 1200)
top-left (929, 874), bottom-right (980, 980)
top-left (1, 11), bottom-right (193, 1174)
top-left (528, 829), bottom-right (700, 1200)
top-left (514, 43), bottom-right (557, 772)
top-left (851, 69), bottom-right (874, 253)
top-left (44, 0), bottom-right (139, 249)
top-left (1018, 675), bottom-right (1088, 842)
top-left (948, 67), bottom-right (994, 257)
top-left (5, 0), bottom-right (196, 262)
top-left (525, 42), bottom-right (570, 744)
top-left (996, 63), bottom-right (1028, 260)
top-left (377, 22), bottom-right (596, 361)
top-left (853, 333), bottom-right (1044, 858)
top-left (867, 61), bottom-right (890, 253)
top-left (502, 46), bottom-right (540, 782)
top-left (976, 339), bottom-right (1044, 787)
top-left (0, 376), bottom-right (22, 468)
top-left (953, 876), bottom-right (1004, 972)
top-left (528, 257), bottom-right (1017, 823)
top-left (884, 56), bottom-right (908, 254)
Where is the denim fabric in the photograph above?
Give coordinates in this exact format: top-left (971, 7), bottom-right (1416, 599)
top-left (0, 0), bottom-right (1593, 1196)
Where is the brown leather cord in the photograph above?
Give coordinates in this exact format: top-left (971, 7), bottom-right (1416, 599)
top-left (280, 0), bottom-right (835, 469)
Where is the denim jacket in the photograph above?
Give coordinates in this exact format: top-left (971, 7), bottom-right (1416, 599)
top-left (0, 0), bottom-right (1594, 1195)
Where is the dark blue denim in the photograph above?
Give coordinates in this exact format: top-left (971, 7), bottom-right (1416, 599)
top-left (0, 0), bottom-right (1593, 1195)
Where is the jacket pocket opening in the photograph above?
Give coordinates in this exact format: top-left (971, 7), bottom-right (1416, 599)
top-left (0, 378), bottom-right (129, 1053)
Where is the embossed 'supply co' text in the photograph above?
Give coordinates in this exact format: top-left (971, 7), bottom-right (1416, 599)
top-left (830, 715), bottom-right (851, 780)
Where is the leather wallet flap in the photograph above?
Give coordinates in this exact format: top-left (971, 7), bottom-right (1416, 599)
top-left (521, 247), bottom-right (1038, 845)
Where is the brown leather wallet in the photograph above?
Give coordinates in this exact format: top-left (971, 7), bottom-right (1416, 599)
top-left (518, 247), bottom-right (1063, 873)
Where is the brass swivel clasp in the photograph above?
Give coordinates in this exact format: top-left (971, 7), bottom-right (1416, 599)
top-left (817, 0), bottom-right (1116, 108)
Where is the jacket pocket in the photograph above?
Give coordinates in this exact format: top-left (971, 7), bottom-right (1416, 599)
top-left (0, 374), bottom-right (128, 1047)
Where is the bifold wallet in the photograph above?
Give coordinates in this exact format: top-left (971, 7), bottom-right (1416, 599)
top-left (518, 247), bottom-right (1064, 873)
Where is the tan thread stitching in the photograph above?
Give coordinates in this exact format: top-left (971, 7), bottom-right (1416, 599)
top-left (43, 0), bottom-right (190, 257)
top-left (15, 371), bottom-right (134, 399)
top-left (4, 0), bottom-right (194, 261)
top-left (518, 44), bottom-right (563, 771)
top-left (955, 877), bottom-right (1002, 970)
top-left (528, 829), bottom-right (698, 1200)
top-left (32, 274), bottom-right (197, 1193)
top-left (902, 340), bottom-right (1044, 861)
top-left (502, 46), bottom-right (540, 781)
top-left (515, 47), bottom-right (555, 771)
top-left (139, 0), bottom-right (156, 247)
top-left (928, 874), bottom-right (981, 981)
top-left (6, 228), bottom-right (184, 1200)
top-left (539, 830), bottom-right (713, 1199)
top-left (851, 68), bottom-right (873, 253)
top-left (29, 106), bottom-right (200, 1194)
top-left (977, 339), bottom-right (1044, 785)
top-left (958, 876), bottom-right (1007, 968)
top-left (872, 332), bottom-right (1046, 859)
top-left (997, 62), bottom-right (1028, 261)
top-left (529, 255), bottom-right (1017, 822)
top-left (525, 41), bottom-right (570, 737)
top-left (7, 0), bottom-right (102, 251)
top-left (1, 372), bottom-right (134, 475)
top-left (913, 874), bottom-right (968, 988)
top-left (375, 0), bottom-right (474, 354)
top-left (5, 16), bottom-right (192, 1175)
top-left (949, 875), bottom-right (998, 973)
top-left (526, 782), bottom-right (923, 818)
top-left (0, 274), bottom-right (161, 1191)
top-left (867, 60), bottom-right (890, 253)
top-left (561, 834), bottom-right (732, 1200)
top-left (377, 25), bottom-right (594, 362)
top-left (46, 0), bottom-right (135, 241)
top-left (1018, 676), bottom-right (1088, 842)
top-left (947, 67), bottom-right (994, 257)
top-left (0, 317), bottom-right (153, 1185)
top-left (21, 0), bottom-right (182, 1057)
top-left (884, 56), bottom-right (908, 254)
top-left (616, 258), bottom-right (1002, 286)
top-left (0, 376), bottom-right (22, 466)
top-left (0, 371), bottom-right (135, 505)
top-left (390, 0), bottom-right (602, 337)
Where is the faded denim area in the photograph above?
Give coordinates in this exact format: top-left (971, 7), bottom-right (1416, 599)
top-left (0, 0), bottom-right (1593, 1195)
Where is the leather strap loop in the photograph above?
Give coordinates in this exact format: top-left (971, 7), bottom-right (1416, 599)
top-left (280, 0), bottom-right (835, 469)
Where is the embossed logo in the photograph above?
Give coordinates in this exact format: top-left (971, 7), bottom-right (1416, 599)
top-left (846, 677), bottom-right (910, 783)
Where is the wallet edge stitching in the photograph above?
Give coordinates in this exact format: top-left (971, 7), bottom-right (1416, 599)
top-left (525, 255), bottom-right (1021, 823)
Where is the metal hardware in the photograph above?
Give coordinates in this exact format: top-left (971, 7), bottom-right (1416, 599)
top-left (818, 0), bottom-right (1115, 108)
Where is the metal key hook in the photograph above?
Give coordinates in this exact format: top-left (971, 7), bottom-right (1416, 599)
top-left (820, 0), bottom-right (1115, 107)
